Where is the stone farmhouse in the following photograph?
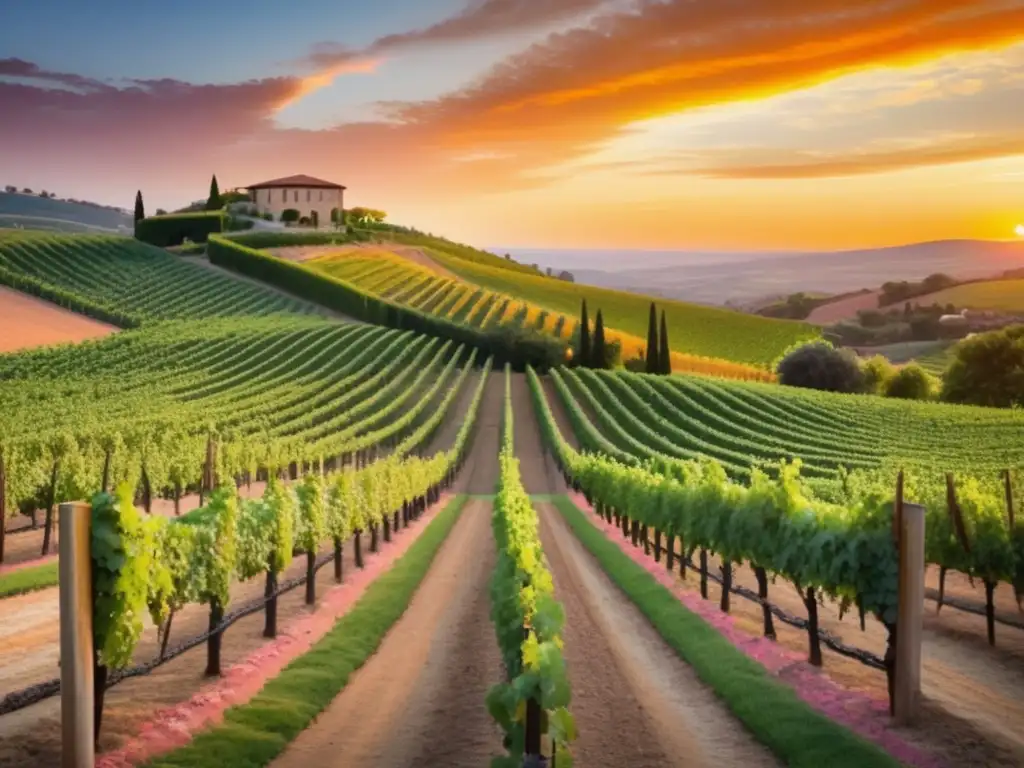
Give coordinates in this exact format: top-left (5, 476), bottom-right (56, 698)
top-left (245, 174), bottom-right (346, 227)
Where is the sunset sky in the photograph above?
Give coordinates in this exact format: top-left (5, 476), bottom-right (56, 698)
top-left (2, 0), bottom-right (1024, 251)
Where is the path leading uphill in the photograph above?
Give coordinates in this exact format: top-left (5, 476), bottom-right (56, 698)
top-left (269, 374), bottom-right (506, 768)
top-left (510, 373), bottom-right (776, 767)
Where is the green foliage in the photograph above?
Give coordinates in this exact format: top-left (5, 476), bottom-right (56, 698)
top-left (280, 209), bottom-right (300, 224)
top-left (576, 299), bottom-right (590, 367)
top-left (884, 364), bottom-right (936, 400)
top-left (134, 191), bottom-right (145, 226)
top-left (528, 367), bottom-right (901, 623)
top-left (91, 485), bottom-right (158, 668)
top-left (591, 309), bottom-right (606, 369)
top-left (296, 472), bottom-right (326, 552)
top-left (776, 340), bottom-right (864, 394)
top-left (942, 325), bottom-right (1024, 408)
top-left (644, 302), bottom-right (659, 374)
top-left (859, 355), bottom-right (896, 395)
top-left (140, 496), bottom-right (467, 768)
top-left (551, 497), bottom-right (901, 768)
top-left (659, 310), bottom-right (671, 375)
top-left (135, 211), bottom-right (225, 247)
top-left (206, 175), bottom-right (223, 211)
top-left (488, 365), bottom-right (575, 766)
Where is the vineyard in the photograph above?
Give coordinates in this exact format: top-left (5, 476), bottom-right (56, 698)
top-left (1, 229), bottom-right (1023, 768)
top-left (424, 246), bottom-right (821, 367)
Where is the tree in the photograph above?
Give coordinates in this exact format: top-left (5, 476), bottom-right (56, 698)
top-left (776, 341), bottom-right (864, 393)
top-left (39, 190), bottom-right (49, 198)
top-left (206, 174), bottom-right (222, 210)
top-left (576, 299), bottom-right (591, 368)
top-left (133, 190), bottom-right (145, 229)
top-left (592, 310), bottom-right (607, 369)
top-left (347, 206), bottom-right (386, 224)
top-left (3, 185), bottom-right (15, 194)
top-left (280, 208), bottom-right (300, 224)
top-left (942, 326), bottom-right (1024, 408)
top-left (644, 302), bottom-right (659, 374)
top-left (155, 208), bottom-right (167, 216)
top-left (659, 310), bottom-right (671, 375)
top-left (22, 188), bottom-right (32, 194)
top-left (885, 364), bottom-right (936, 400)
top-left (860, 355), bottom-right (896, 395)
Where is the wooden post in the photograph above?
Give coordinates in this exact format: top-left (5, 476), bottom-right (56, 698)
top-left (894, 502), bottom-right (925, 726)
top-left (59, 501), bottom-right (95, 768)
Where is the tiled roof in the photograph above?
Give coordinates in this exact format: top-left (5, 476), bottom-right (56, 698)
top-left (245, 174), bottom-right (346, 190)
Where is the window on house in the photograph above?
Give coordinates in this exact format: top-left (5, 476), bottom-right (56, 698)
top-left (294, 190), bottom-right (299, 203)
top-left (306, 189), bottom-right (311, 202)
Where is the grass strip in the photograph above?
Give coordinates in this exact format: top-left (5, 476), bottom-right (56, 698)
top-left (550, 496), bottom-right (900, 768)
top-left (146, 494), bottom-right (468, 768)
top-left (0, 561), bottom-right (59, 598)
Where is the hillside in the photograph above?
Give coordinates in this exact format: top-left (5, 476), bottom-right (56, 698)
top-left (288, 239), bottom-right (782, 378)
top-left (913, 279), bottom-right (1024, 313)
top-left (517, 239), bottom-right (1024, 306)
top-left (423, 246), bottom-right (819, 367)
top-left (0, 191), bottom-right (133, 232)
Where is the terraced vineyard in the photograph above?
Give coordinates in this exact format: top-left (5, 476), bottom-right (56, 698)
top-left (0, 230), bottom-right (320, 324)
top-left (310, 250), bottom-right (573, 339)
top-left (423, 246), bottom-right (820, 368)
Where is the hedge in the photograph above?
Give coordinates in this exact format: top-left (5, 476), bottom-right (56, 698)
top-left (136, 211), bottom-right (225, 247)
top-left (207, 234), bottom-right (566, 370)
top-left (223, 230), bottom-right (360, 249)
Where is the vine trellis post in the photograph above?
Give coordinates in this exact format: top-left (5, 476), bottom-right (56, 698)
top-left (58, 501), bottom-right (95, 768)
top-left (892, 484), bottom-right (926, 727)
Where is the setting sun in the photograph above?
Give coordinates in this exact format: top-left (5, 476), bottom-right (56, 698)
top-left (1016, 224), bottom-right (1024, 237)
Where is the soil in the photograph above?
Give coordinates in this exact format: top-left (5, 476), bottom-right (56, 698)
top-left (633, 533), bottom-right (1024, 766)
top-left (536, 503), bottom-right (779, 767)
top-left (270, 373), bottom-right (504, 768)
top-left (806, 290), bottom-right (881, 324)
top-left (0, 285), bottom-right (117, 353)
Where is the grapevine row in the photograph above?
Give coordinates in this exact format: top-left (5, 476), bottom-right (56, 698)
top-left (487, 365), bottom-right (575, 766)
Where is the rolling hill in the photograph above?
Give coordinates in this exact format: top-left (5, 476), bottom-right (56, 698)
top-left (0, 191), bottom-right (133, 233)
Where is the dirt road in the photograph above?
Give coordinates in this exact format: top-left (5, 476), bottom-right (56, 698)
top-left (271, 375), bottom-right (504, 768)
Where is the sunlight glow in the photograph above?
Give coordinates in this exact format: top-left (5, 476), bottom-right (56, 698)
top-left (1016, 224), bottom-right (1024, 237)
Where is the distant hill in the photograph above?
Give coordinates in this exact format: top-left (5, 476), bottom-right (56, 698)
top-left (0, 191), bottom-right (133, 233)
top-left (505, 240), bottom-right (1024, 306)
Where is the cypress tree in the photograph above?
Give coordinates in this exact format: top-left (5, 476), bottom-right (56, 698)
top-left (577, 299), bottom-right (591, 368)
top-left (133, 190), bottom-right (145, 231)
top-left (645, 301), bottom-right (659, 373)
top-left (659, 310), bottom-right (672, 375)
top-left (592, 309), bottom-right (607, 369)
top-left (206, 174), bottom-right (222, 210)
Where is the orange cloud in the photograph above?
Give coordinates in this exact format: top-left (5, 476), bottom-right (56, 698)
top-left (278, 57), bottom-right (382, 110)
top-left (688, 134), bottom-right (1024, 179)
top-left (398, 0), bottom-right (1024, 159)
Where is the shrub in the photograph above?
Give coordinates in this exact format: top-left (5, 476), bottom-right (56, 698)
top-left (135, 211), bottom-right (224, 247)
top-left (860, 355), bottom-right (896, 394)
top-left (885, 364), bottom-right (936, 400)
top-left (262, 212), bottom-right (273, 221)
top-left (776, 341), bottom-right (864, 393)
top-left (280, 209), bottom-right (300, 224)
top-left (941, 325), bottom-right (1024, 408)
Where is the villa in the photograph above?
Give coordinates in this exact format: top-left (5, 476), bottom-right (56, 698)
top-left (245, 174), bottom-right (346, 227)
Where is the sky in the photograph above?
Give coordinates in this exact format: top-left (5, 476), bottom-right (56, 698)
top-left (2, 0), bottom-right (1024, 252)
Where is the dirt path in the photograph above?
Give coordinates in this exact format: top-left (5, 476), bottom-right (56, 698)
top-left (0, 286), bottom-right (118, 353)
top-left (511, 373), bottom-right (565, 494)
top-left (269, 500), bottom-right (502, 768)
top-left (457, 374), bottom-right (504, 495)
top-left (536, 503), bottom-right (778, 767)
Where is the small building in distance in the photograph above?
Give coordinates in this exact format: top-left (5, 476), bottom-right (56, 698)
top-left (245, 174), bottom-right (346, 227)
